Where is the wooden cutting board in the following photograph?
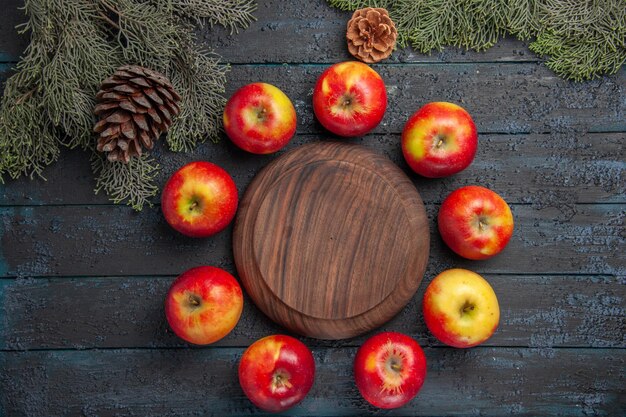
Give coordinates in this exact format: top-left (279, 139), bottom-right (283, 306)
top-left (233, 142), bottom-right (429, 339)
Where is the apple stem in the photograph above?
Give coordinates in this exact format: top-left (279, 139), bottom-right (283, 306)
top-left (340, 94), bottom-right (353, 108)
top-left (271, 370), bottom-right (293, 392)
top-left (390, 361), bottom-right (402, 372)
top-left (435, 135), bottom-right (445, 148)
top-left (189, 201), bottom-right (198, 211)
top-left (461, 301), bottom-right (475, 315)
top-left (189, 294), bottom-right (201, 307)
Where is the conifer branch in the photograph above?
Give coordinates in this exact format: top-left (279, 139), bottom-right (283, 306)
top-left (328, 0), bottom-right (626, 81)
top-left (0, 0), bottom-right (257, 210)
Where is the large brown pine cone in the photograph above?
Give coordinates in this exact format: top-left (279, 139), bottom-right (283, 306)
top-left (347, 7), bottom-right (397, 64)
top-left (94, 65), bottom-right (181, 163)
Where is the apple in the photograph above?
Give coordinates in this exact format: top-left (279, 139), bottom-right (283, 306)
top-left (239, 335), bottom-right (315, 412)
top-left (438, 185), bottom-right (514, 260)
top-left (223, 82), bottom-right (297, 154)
top-left (401, 101), bottom-right (477, 177)
top-left (313, 61), bottom-right (387, 137)
top-left (165, 266), bottom-right (243, 345)
top-left (161, 161), bottom-right (238, 238)
top-left (423, 268), bottom-right (500, 348)
top-left (354, 332), bottom-right (427, 409)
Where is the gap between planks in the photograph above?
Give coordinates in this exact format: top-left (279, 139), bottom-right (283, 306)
top-left (0, 271), bottom-right (619, 280)
top-left (2, 202), bottom-right (626, 208)
top-left (2, 345), bottom-right (625, 353)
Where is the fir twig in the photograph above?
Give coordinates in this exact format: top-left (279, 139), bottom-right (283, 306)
top-left (167, 48), bottom-right (229, 152)
top-left (172, 0), bottom-right (258, 33)
top-left (113, 0), bottom-right (182, 72)
top-left (328, 0), bottom-right (390, 11)
top-left (91, 152), bottom-right (159, 210)
top-left (0, 87), bottom-right (59, 181)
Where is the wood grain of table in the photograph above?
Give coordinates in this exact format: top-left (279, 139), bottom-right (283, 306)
top-left (0, 1), bottom-right (624, 416)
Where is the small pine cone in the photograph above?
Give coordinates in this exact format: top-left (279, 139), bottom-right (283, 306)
top-left (346, 8), bottom-right (397, 64)
top-left (94, 65), bottom-right (181, 163)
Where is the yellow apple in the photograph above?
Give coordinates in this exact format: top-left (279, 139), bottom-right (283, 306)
top-left (422, 269), bottom-right (499, 348)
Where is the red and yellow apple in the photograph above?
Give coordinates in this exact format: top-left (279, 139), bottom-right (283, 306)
top-left (313, 61), bottom-right (387, 137)
top-left (402, 102), bottom-right (477, 177)
top-left (438, 185), bottom-right (514, 260)
top-left (239, 335), bottom-right (315, 412)
top-left (161, 161), bottom-right (238, 238)
top-left (423, 268), bottom-right (500, 348)
top-left (223, 82), bottom-right (297, 154)
top-left (354, 332), bottom-right (427, 409)
top-left (165, 266), bottom-right (243, 345)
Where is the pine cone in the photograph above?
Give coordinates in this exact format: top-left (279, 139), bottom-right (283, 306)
top-left (346, 8), bottom-right (397, 64)
top-left (94, 65), bottom-right (181, 163)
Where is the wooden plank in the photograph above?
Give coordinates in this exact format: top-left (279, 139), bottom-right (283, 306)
top-left (0, 0), bottom-right (543, 65)
top-left (0, 275), bottom-right (623, 350)
top-left (203, 0), bottom-right (541, 64)
top-left (1, 348), bottom-right (623, 416)
top-left (0, 204), bottom-right (623, 278)
top-left (1, 133), bottom-right (624, 207)
top-left (0, 63), bottom-right (623, 137)
top-left (0, 0), bottom-right (28, 62)
top-left (0, 2), bottom-right (621, 417)
top-left (224, 64), bottom-right (626, 134)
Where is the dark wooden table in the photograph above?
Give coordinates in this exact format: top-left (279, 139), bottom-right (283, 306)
top-left (1, 1), bottom-right (624, 416)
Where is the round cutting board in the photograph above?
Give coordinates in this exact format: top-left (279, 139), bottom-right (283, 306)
top-left (233, 142), bottom-right (429, 339)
